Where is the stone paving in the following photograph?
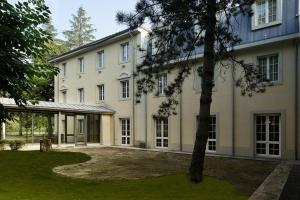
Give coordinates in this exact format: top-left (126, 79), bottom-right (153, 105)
top-left (279, 164), bottom-right (300, 200)
top-left (249, 162), bottom-right (292, 200)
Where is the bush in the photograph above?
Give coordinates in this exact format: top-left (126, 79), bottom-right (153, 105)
top-left (8, 140), bottom-right (25, 151)
top-left (0, 140), bottom-right (6, 150)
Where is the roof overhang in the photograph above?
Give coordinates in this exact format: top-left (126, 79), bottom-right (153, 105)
top-left (0, 98), bottom-right (114, 115)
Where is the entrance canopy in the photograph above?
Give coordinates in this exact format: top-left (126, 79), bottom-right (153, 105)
top-left (0, 98), bottom-right (114, 114)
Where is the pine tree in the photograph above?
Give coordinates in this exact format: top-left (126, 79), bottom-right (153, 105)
top-left (117, 0), bottom-right (267, 182)
top-left (63, 6), bottom-right (96, 49)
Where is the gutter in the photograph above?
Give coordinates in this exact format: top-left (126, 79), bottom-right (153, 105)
top-left (295, 40), bottom-right (299, 160)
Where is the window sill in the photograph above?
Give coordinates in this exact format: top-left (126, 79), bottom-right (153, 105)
top-left (119, 60), bottom-right (130, 65)
top-left (119, 98), bottom-right (131, 101)
top-left (251, 21), bottom-right (282, 31)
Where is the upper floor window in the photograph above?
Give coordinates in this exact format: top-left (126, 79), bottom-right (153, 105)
top-left (120, 80), bottom-right (129, 99)
top-left (157, 74), bottom-right (167, 96)
top-left (62, 63), bottom-right (67, 77)
top-left (253, 0), bottom-right (282, 29)
top-left (121, 42), bottom-right (129, 62)
top-left (257, 54), bottom-right (279, 82)
top-left (78, 88), bottom-right (84, 103)
top-left (98, 50), bottom-right (104, 68)
top-left (97, 84), bottom-right (104, 101)
top-left (79, 57), bottom-right (84, 73)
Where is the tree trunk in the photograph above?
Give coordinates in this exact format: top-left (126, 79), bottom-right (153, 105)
top-left (47, 114), bottom-right (53, 139)
top-left (189, 0), bottom-right (217, 183)
top-left (19, 113), bottom-right (23, 136)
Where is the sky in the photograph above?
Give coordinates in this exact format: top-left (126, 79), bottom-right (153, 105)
top-left (45, 0), bottom-right (139, 40)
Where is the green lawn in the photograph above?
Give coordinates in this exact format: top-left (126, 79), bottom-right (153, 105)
top-left (0, 151), bottom-right (247, 200)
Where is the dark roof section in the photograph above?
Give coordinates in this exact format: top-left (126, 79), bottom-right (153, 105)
top-left (49, 27), bottom-right (149, 63)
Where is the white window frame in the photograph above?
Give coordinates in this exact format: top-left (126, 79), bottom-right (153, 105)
top-left (62, 63), bottom-right (67, 77)
top-left (155, 118), bottom-right (168, 148)
top-left (252, 0), bottom-right (282, 30)
top-left (79, 57), bottom-right (84, 73)
top-left (98, 50), bottom-right (104, 69)
top-left (120, 42), bottom-right (129, 62)
top-left (257, 54), bottom-right (279, 83)
top-left (157, 74), bottom-right (167, 96)
top-left (78, 88), bottom-right (84, 103)
top-left (120, 80), bottom-right (130, 99)
top-left (120, 118), bottom-right (130, 145)
top-left (207, 115), bottom-right (217, 153)
top-left (97, 84), bottom-right (104, 101)
top-left (255, 114), bottom-right (281, 158)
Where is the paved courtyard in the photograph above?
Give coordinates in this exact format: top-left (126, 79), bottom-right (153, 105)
top-left (54, 147), bottom-right (278, 196)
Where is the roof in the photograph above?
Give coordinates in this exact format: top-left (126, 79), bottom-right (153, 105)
top-left (0, 98), bottom-right (114, 114)
top-left (49, 27), bottom-right (149, 63)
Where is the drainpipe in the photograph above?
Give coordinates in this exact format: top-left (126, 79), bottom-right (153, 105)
top-left (232, 66), bottom-right (236, 157)
top-left (295, 40), bottom-right (299, 160)
top-left (145, 94), bottom-right (148, 148)
top-left (179, 92), bottom-right (183, 151)
top-left (130, 32), bottom-right (136, 147)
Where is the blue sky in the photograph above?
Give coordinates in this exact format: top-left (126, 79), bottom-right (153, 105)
top-left (46, 0), bottom-right (139, 40)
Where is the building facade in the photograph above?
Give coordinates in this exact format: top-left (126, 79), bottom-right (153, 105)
top-left (50, 0), bottom-right (300, 160)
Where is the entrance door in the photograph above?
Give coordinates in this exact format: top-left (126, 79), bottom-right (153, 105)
top-left (76, 115), bottom-right (86, 145)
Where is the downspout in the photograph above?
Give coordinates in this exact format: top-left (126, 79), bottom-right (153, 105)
top-left (179, 92), bottom-right (183, 151)
top-left (145, 94), bottom-right (148, 148)
top-left (295, 40), bottom-right (299, 160)
top-left (130, 32), bottom-right (136, 147)
top-left (232, 66), bottom-right (236, 157)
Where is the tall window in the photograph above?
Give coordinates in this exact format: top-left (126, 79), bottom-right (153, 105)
top-left (78, 88), bottom-right (84, 103)
top-left (121, 42), bottom-right (129, 62)
top-left (61, 91), bottom-right (67, 103)
top-left (120, 118), bottom-right (130, 145)
top-left (157, 74), bottom-right (167, 96)
top-left (62, 63), bottom-right (67, 77)
top-left (98, 50), bottom-right (104, 68)
top-left (196, 115), bottom-right (217, 152)
top-left (155, 118), bottom-right (168, 148)
top-left (254, 0), bottom-right (281, 27)
top-left (256, 114), bottom-right (281, 157)
top-left (258, 54), bottom-right (279, 82)
top-left (79, 57), bottom-right (84, 73)
top-left (120, 80), bottom-right (129, 99)
top-left (78, 119), bottom-right (84, 134)
top-left (97, 84), bottom-right (104, 101)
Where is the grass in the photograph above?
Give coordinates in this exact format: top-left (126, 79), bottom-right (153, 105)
top-left (0, 151), bottom-right (247, 200)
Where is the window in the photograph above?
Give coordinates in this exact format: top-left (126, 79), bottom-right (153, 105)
top-left (98, 50), bottom-right (104, 68)
top-left (79, 57), bottom-right (84, 73)
top-left (78, 88), bottom-right (84, 103)
top-left (62, 63), bottom-right (67, 77)
top-left (120, 80), bottom-right (129, 99)
top-left (157, 74), bottom-right (167, 96)
top-left (61, 91), bottom-right (67, 103)
top-left (196, 115), bottom-right (217, 152)
top-left (120, 119), bottom-right (130, 145)
top-left (253, 0), bottom-right (281, 28)
top-left (78, 119), bottom-right (84, 134)
top-left (97, 84), bottom-right (104, 101)
top-left (155, 118), bottom-right (168, 148)
top-left (255, 114), bottom-right (281, 157)
top-left (257, 54), bottom-right (279, 82)
top-left (121, 42), bottom-right (129, 62)
top-left (207, 116), bottom-right (216, 152)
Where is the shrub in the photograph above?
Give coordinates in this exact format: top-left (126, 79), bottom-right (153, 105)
top-left (0, 140), bottom-right (6, 150)
top-left (8, 140), bottom-right (25, 151)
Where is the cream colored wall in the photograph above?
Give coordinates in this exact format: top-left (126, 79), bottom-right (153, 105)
top-left (54, 29), bottom-right (297, 159)
top-left (55, 29), bottom-right (149, 146)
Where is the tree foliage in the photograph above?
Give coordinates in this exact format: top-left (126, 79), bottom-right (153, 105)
top-left (0, 0), bottom-right (58, 123)
top-left (63, 6), bottom-right (96, 49)
top-left (117, 0), bottom-right (268, 182)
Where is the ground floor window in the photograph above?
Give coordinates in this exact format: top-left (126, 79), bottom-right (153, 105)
top-left (120, 118), bottom-right (130, 145)
top-left (155, 118), bottom-right (168, 148)
top-left (255, 114), bottom-right (281, 157)
top-left (196, 115), bottom-right (217, 152)
top-left (78, 119), bottom-right (84, 134)
top-left (207, 115), bottom-right (216, 152)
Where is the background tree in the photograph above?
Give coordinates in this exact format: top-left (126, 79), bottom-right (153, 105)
top-left (63, 6), bottom-right (96, 49)
top-left (117, 0), bottom-right (267, 182)
top-left (0, 0), bottom-right (57, 123)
